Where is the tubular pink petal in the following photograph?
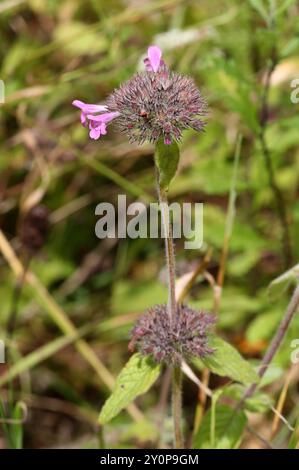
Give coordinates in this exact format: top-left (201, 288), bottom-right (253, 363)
top-left (89, 127), bottom-right (102, 140)
top-left (99, 123), bottom-right (107, 135)
top-left (72, 100), bottom-right (107, 113)
top-left (89, 121), bottom-right (108, 139)
top-left (147, 45), bottom-right (162, 72)
top-left (80, 113), bottom-right (87, 125)
top-left (72, 99), bottom-right (85, 109)
top-left (87, 111), bottom-right (120, 123)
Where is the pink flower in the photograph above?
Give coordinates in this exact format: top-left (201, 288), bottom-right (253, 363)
top-left (72, 100), bottom-right (107, 125)
top-left (143, 45), bottom-right (163, 72)
top-left (72, 100), bottom-right (119, 140)
top-left (87, 112), bottom-right (120, 140)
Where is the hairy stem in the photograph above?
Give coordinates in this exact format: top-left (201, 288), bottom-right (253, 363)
top-left (155, 165), bottom-right (183, 448)
top-left (155, 167), bottom-right (176, 321)
top-left (172, 365), bottom-right (183, 449)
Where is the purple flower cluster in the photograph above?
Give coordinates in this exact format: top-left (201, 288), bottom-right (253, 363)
top-left (129, 304), bottom-right (215, 365)
top-left (73, 46), bottom-right (206, 145)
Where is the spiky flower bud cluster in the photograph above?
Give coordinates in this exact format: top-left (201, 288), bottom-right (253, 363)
top-left (106, 65), bottom-right (207, 145)
top-left (129, 304), bottom-right (215, 364)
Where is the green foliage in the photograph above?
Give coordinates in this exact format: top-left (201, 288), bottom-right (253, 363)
top-left (223, 383), bottom-right (273, 412)
top-left (54, 23), bottom-right (107, 57)
top-left (200, 335), bottom-right (259, 385)
top-left (268, 263), bottom-right (299, 299)
top-left (154, 138), bottom-right (180, 190)
top-left (0, 399), bottom-right (25, 449)
top-left (0, 0), bottom-right (298, 449)
top-left (121, 420), bottom-right (159, 444)
top-left (249, 0), bottom-right (270, 23)
top-left (288, 417), bottom-right (299, 449)
top-left (111, 280), bottom-right (168, 315)
top-left (99, 354), bottom-right (161, 425)
top-left (193, 404), bottom-right (247, 449)
top-left (246, 308), bottom-right (281, 342)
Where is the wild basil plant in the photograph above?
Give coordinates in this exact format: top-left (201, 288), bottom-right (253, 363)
top-left (73, 46), bottom-right (261, 449)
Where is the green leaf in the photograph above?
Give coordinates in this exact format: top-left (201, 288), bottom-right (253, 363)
top-left (154, 138), bottom-right (180, 190)
top-left (245, 393), bottom-right (272, 412)
top-left (201, 336), bottom-right (259, 385)
top-left (2, 42), bottom-right (32, 77)
top-left (259, 364), bottom-right (283, 387)
top-left (121, 420), bottom-right (159, 443)
top-left (249, 0), bottom-right (269, 23)
top-left (223, 384), bottom-right (273, 412)
top-left (54, 22), bottom-right (107, 57)
top-left (268, 263), bottom-right (299, 299)
top-left (112, 280), bottom-right (167, 315)
top-left (11, 402), bottom-right (25, 449)
top-left (0, 400), bottom-right (25, 449)
top-left (246, 309), bottom-right (281, 342)
top-left (193, 404), bottom-right (247, 449)
top-left (276, 0), bottom-right (297, 16)
top-left (99, 354), bottom-right (161, 424)
top-left (288, 417), bottom-right (299, 449)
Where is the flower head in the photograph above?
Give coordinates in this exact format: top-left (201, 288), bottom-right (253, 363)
top-left (129, 304), bottom-right (215, 365)
top-left (73, 46), bottom-right (207, 144)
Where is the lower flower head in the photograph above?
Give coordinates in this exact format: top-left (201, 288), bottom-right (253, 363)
top-left (129, 304), bottom-right (215, 364)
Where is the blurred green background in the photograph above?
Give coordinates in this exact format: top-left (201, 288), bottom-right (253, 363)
top-left (0, 0), bottom-right (299, 449)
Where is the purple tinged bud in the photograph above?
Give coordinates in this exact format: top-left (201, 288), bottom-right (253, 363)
top-left (146, 45), bottom-right (162, 72)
